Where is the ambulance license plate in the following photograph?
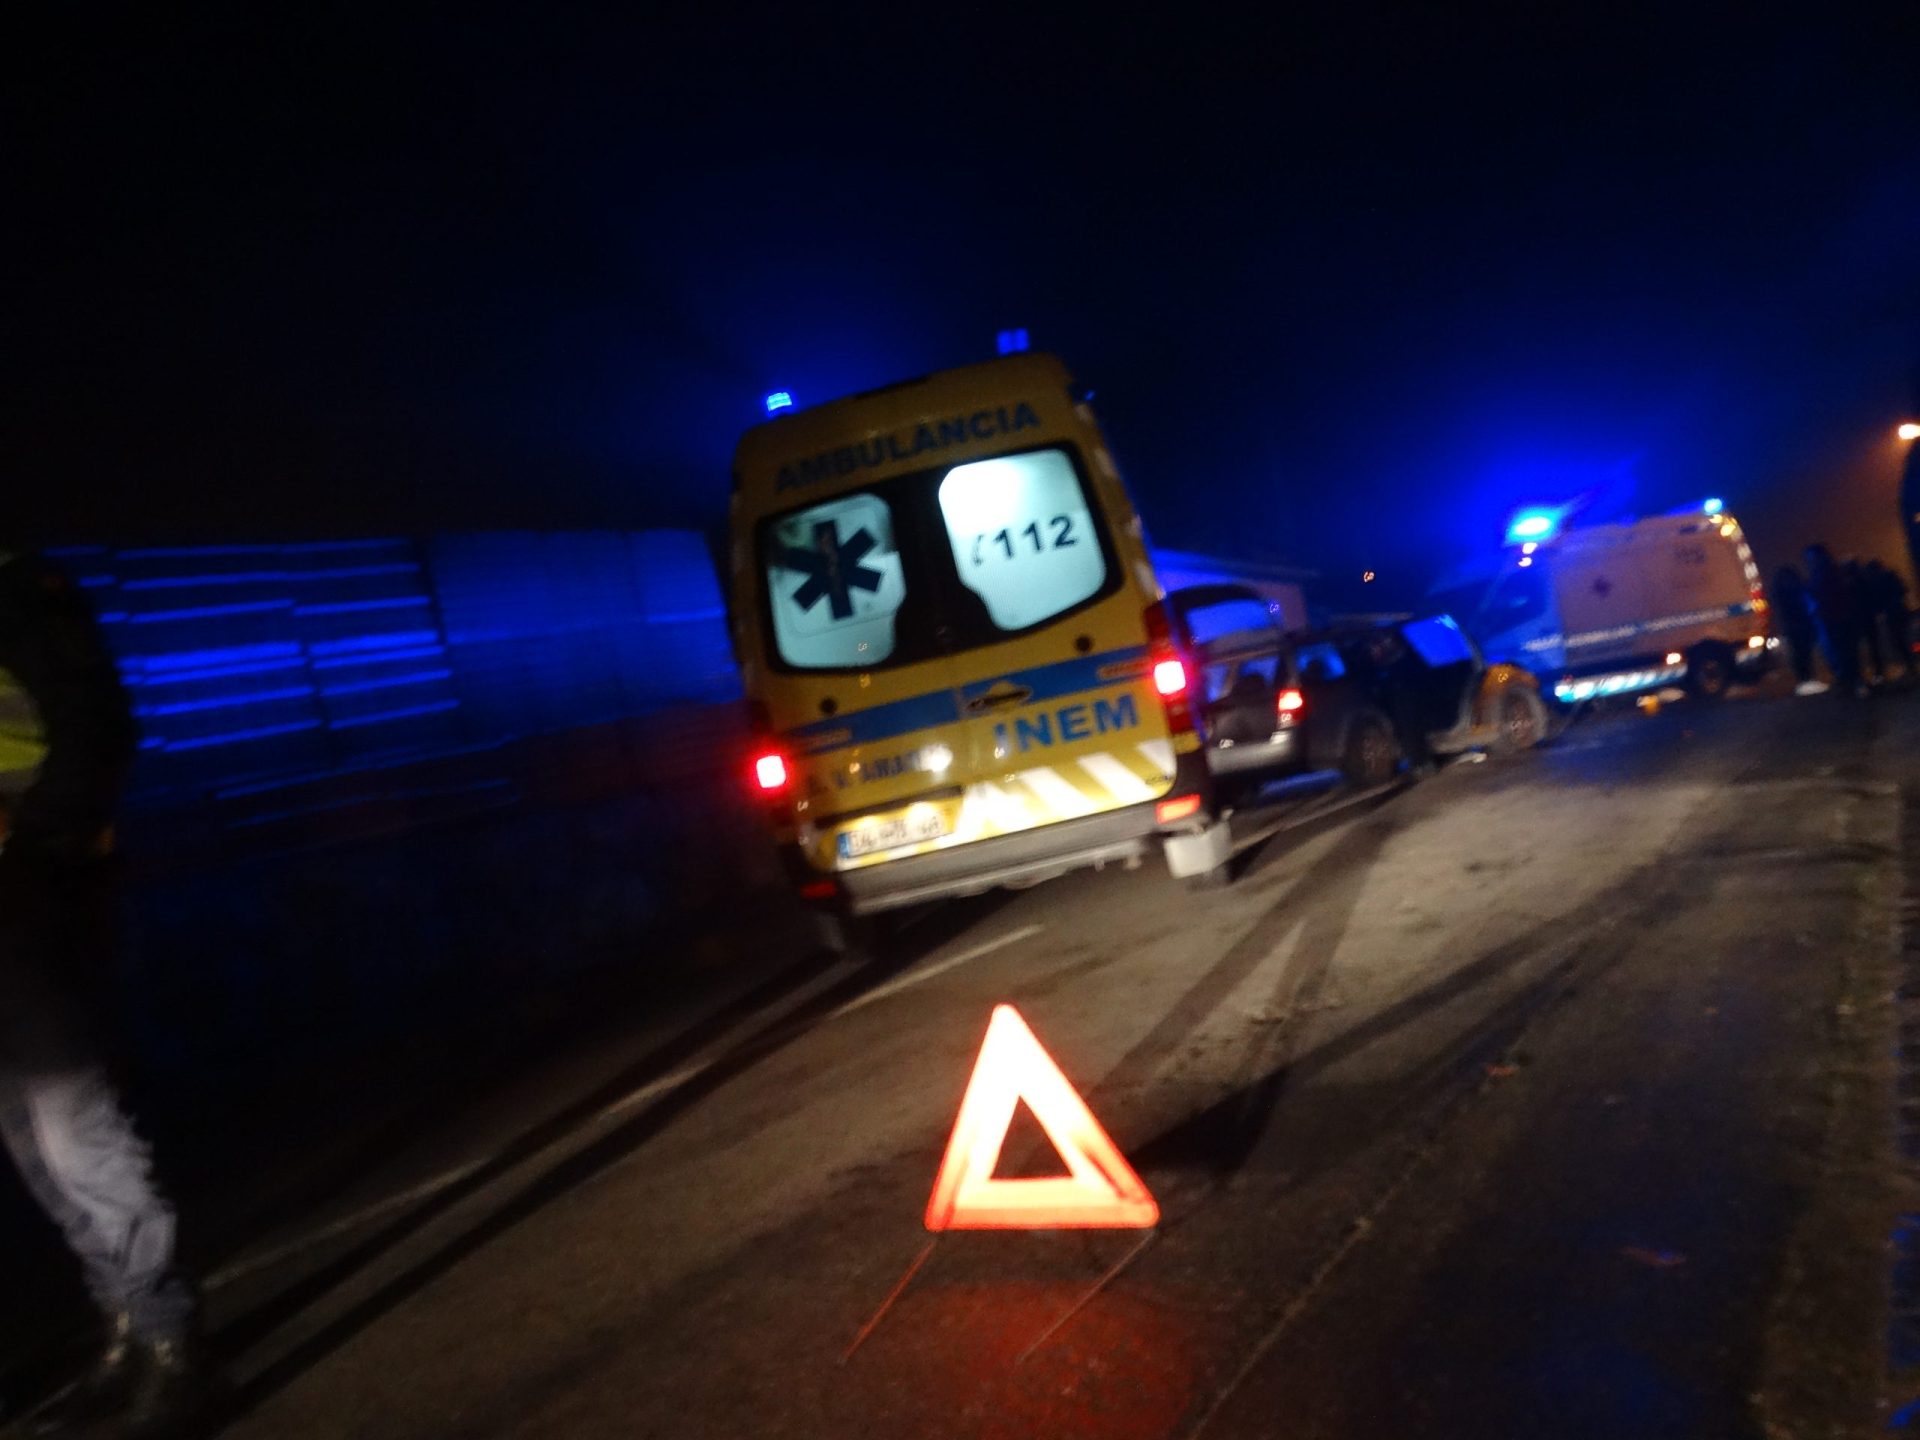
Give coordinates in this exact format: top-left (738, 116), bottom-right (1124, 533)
top-left (838, 810), bottom-right (948, 860)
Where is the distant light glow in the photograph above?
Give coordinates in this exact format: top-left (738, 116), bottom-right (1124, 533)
top-left (996, 328), bottom-right (1030, 355)
top-left (1702, 497), bottom-right (1724, 515)
top-left (1748, 635), bottom-right (1766, 649)
top-left (1666, 652), bottom-right (1683, 666)
top-left (1521, 542), bottom-right (1538, 556)
top-left (1361, 570), bottom-right (1376, 583)
top-left (1899, 422), bottom-right (1920, 441)
top-left (1518, 556), bottom-right (1534, 568)
top-left (764, 391), bottom-right (794, 414)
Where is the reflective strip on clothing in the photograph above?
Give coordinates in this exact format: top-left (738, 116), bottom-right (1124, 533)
top-left (0, 667), bottom-right (48, 796)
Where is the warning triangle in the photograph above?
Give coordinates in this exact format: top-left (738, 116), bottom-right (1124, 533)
top-left (925, 1005), bottom-right (1159, 1231)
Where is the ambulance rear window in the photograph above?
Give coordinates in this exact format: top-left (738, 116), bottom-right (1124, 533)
top-left (936, 450), bottom-right (1108, 632)
top-left (756, 444), bottom-right (1120, 673)
top-left (763, 493), bottom-right (910, 670)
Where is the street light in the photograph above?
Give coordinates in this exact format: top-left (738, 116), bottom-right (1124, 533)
top-left (1899, 422), bottom-right (1920, 441)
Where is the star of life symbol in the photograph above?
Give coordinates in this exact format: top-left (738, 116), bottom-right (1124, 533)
top-left (783, 521), bottom-right (884, 621)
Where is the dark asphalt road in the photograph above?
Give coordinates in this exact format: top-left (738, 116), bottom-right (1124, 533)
top-left (15, 684), bottom-right (1919, 1439)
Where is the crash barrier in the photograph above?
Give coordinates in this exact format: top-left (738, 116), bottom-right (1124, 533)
top-left (46, 531), bottom-right (739, 801)
top-left (38, 534), bottom-right (786, 1079)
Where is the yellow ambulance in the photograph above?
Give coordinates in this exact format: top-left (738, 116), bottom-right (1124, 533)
top-left (729, 354), bottom-right (1226, 937)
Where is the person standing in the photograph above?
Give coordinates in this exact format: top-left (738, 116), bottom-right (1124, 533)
top-left (1846, 558), bottom-right (1887, 682)
top-left (0, 550), bottom-right (208, 1438)
top-left (1769, 562), bottom-right (1823, 694)
top-left (1864, 559), bottom-right (1912, 680)
top-left (1803, 544), bottom-right (1865, 697)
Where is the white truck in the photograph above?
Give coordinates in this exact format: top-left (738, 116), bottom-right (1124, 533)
top-left (1431, 502), bottom-right (1775, 704)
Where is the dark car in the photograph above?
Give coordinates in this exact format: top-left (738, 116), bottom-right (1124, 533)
top-left (1164, 588), bottom-right (1551, 801)
top-left (1163, 585), bottom-right (1403, 798)
top-left (1297, 615), bottom-right (1549, 776)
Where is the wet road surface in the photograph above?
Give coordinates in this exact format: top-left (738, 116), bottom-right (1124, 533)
top-left (33, 687), bottom-right (1919, 1439)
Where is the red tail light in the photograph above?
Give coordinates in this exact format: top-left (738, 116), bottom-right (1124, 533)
top-left (1156, 793), bottom-right (1203, 824)
top-left (1277, 687), bottom-right (1305, 714)
top-left (753, 752), bottom-right (789, 792)
top-left (1143, 602), bottom-right (1195, 735)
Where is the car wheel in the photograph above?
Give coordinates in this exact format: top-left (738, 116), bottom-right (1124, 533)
top-left (1344, 711), bottom-right (1401, 788)
top-left (1686, 643), bottom-right (1734, 701)
top-left (816, 907), bottom-right (893, 962)
top-left (1491, 689), bottom-right (1543, 756)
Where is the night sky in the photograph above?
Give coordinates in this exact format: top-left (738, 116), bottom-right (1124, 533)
top-left (12, 6), bottom-right (1920, 594)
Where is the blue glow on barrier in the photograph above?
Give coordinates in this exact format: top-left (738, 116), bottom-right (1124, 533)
top-left (139, 642), bottom-right (304, 672)
top-left (67, 533), bottom-right (738, 800)
top-left (310, 645), bottom-right (445, 670)
top-left (319, 669), bottom-right (455, 697)
top-left (129, 600), bottom-right (293, 624)
top-left (122, 563), bottom-right (421, 590)
top-left (161, 720), bottom-right (326, 751)
top-left (308, 630), bottom-right (441, 657)
top-left (136, 687), bottom-right (315, 717)
top-left (126, 658), bottom-right (307, 686)
top-left (295, 597), bottom-right (431, 617)
top-left (329, 699), bottom-right (461, 729)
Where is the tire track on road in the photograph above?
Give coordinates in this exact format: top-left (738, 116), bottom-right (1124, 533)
top-left (1018, 705), bottom-right (1884, 1432)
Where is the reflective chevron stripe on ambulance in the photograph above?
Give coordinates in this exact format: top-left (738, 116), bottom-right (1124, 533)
top-left (961, 738), bottom-right (1175, 834)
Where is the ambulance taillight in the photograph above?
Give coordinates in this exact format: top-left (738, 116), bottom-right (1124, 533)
top-left (752, 752), bottom-right (789, 792)
top-left (1142, 602), bottom-right (1195, 735)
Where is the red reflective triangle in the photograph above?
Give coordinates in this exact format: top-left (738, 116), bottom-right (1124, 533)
top-left (925, 1005), bottom-right (1159, 1231)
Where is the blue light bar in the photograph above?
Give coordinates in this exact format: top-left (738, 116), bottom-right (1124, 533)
top-left (1506, 510), bottom-right (1560, 545)
top-left (996, 328), bottom-right (1030, 355)
top-left (764, 391), bottom-right (794, 414)
top-left (1703, 496), bottom-right (1724, 515)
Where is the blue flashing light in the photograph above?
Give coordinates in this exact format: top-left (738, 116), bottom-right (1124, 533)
top-left (996, 328), bottom-right (1030, 355)
top-left (1506, 510), bottom-right (1560, 545)
top-left (1703, 496), bottom-right (1724, 515)
top-left (764, 391), bottom-right (794, 414)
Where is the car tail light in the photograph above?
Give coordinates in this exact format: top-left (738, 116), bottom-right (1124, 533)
top-left (753, 751), bottom-right (789, 792)
top-left (1276, 687), bottom-right (1305, 715)
top-left (1143, 602), bottom-right (1195, 735)
top-left (1156, 793), bottom-right (1203, 824)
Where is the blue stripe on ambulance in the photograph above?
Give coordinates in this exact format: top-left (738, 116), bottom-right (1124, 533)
top-left (786, 645), bottom-right (1149, 752)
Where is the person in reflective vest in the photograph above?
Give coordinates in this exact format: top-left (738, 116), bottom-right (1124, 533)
top-left (0, 550), bottom-right (210, 1437)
